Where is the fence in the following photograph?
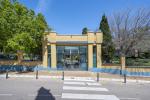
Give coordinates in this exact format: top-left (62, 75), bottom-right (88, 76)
top-left (0, 60), bottom-right (42, 72)
top-left (91, 56), bottom-right (150, 77)
top-left (0, 57), bottom-right (150, 77)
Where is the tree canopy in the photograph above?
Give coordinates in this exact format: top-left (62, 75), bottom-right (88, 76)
top-left (110, 9), bottom-right (150, 56)
top-left (0, 0), bottom-right (50, 55)
top-left (82, 27), bottom-right (88, 35)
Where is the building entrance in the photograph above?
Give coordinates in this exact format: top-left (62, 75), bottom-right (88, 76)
top-left (64, 47), bottom-right (80, 69)
top-left (57, 46), bottom-right (87, 70)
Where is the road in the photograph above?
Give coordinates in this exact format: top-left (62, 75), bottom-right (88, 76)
top-left (0, 77), bottom-right (149, 100)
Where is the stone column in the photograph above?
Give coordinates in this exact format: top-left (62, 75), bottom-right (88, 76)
top-left (97, 44), bottom-right (102, 68)
top-left (88, 44), bottom-right (93, 69)
top-left (42, 36), bottom-right (48, 67)
top-left (87, 31), bottom-right (95, 70)
top-left (51, 44), bottom-right (57, 69)
top-left (95, 30), bottom-right (103, 68)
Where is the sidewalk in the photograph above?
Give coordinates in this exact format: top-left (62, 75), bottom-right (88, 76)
top-left (0, 71), bottom-right (150, 83)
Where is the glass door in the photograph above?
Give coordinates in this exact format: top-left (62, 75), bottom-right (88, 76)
top-left (57, 46), bottom-right (87, 71)
top-left (70, 48), bottom-right (80, 70)
top-left (64, 46), bottom-right (80, 70)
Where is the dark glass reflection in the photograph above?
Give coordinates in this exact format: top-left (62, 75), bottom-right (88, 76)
top-left (93, 46), bottom-right (97, 68)
top-left (48, 46), bottom-right (51, 68)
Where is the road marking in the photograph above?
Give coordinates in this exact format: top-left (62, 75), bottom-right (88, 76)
top-left (86, 82), bottom-right (101, 86)
top-left (120, 98), bottom-right (137, 100)
top-left (64, 78), bottom-right (95, 82)
top-left (64, 82), bottom-right (85, 85)
top-left (63, 86), bottom-right (108, 91)
top-left (0, 94), bottom-right (13, 96)
top-left (28, 94), bottom-right (61, 97)
top-left (64, 81), bottom-right (101, 86)
top-left (53, 94), bottom-right (62, 97)
top-left (62, 93), bottom-right (120, 100)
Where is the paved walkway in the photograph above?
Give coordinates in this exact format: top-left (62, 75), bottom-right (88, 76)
top-left (62, 78), bottom-right (120, 100)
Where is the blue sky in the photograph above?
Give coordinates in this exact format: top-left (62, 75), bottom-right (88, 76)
top-left (19, 0), bottom-right (150, 34)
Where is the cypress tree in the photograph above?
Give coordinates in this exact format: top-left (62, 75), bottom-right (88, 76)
top-left (99, 14), bottom-right (115, 63)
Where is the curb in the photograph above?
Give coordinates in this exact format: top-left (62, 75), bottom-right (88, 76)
top-left (0, 75), bottom-right (150, 83)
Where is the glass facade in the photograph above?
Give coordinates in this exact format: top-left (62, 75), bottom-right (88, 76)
top-left (47, 45), bottom-right (98, 70)
top-left (57, 46), bottom-right (88, 71)
top-left (79, 46), bottom-right (88, 70)
top-left (93, 46), bottom-right (97, 68)
top-left (47, 46), bottom-right (51, 68)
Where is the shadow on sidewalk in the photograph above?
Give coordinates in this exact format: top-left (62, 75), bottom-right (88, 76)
top-left (35, 87), bottom-right (55, 100)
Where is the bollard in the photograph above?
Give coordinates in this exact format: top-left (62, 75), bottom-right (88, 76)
top-left (97, 72), bottom-right (99, 82)
top-left (62, 71), bottom-right (64, 80)
top-left (36, 70), bottom-right (38, 79)
top-left (6, 70), bottom-right (9, 79)
top-left (124, 74), bottom-right (126, 83)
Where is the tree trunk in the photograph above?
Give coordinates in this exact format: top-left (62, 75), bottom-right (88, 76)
top-left (17, 50), bottom-right (23, 63)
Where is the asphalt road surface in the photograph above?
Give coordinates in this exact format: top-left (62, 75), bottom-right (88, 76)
top-left (0, 78), bottom-right (149, 100)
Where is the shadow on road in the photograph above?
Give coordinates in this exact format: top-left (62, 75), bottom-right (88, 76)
top-left (35, 87), bottom-right (55, 100)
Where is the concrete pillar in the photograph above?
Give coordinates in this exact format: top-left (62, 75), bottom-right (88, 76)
top-left (51, 44), bottom-right (57, 69)
top-left (95, 30), bottom-right (103, 68)
top-left (88, 44), bottom-right (93, 69)
top-left (42, 36), bottom-right (48, 67)
top-left (97, 44), bottom-right (102, 68)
